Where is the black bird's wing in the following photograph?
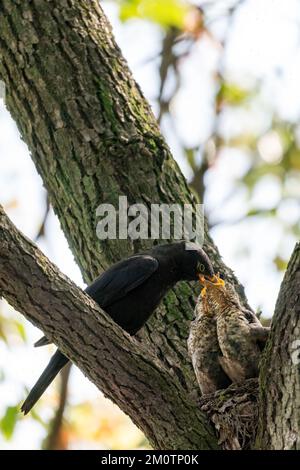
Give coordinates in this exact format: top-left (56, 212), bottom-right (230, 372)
top-left (85, 254), bottom-right (159, 307)
top-left (35, 254), bottom-right (159, 347)
top-left (24, 254), bottom-right (159, 414)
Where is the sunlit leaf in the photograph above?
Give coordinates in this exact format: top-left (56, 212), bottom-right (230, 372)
top-left (13, 320), bottom-right (27, 342)
top-left (0, 406), bottom-right (19, 440)
top-left (242, 164), bottom-right (283, 189)
top-left (29, 408), bottom-right (47, 428)
top-left (273, 256), bottom-right (288, 272)
top-left (276, 124), bottom-right (294, 150)
top-left (287, 147), bottom-right (300, 171)
top-left (217, 82), bottom-right (252, 107)
top-left (119, 0), bottom-right (189, 29)
top-left (226, 134), bottom-right (257, 150)
top-left (246, 208), bottom-right (277, 218)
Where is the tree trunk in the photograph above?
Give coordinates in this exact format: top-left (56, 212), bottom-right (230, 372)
top-left (0, 0), bottom-right (299, 449)
top-left (256, 243), bottom-right (300, 450)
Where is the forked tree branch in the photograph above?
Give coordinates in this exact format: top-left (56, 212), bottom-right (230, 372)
top-left (0, 205), bottom-right (218, 450)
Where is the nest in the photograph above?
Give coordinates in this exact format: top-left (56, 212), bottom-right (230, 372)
top-left (199, 378), bottom-right (259, 450)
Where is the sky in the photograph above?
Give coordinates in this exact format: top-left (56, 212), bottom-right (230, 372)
top-left (0, 0), bottom-right (300, 449)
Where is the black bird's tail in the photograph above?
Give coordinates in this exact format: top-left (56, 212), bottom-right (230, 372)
top-left (21, 350), bottom-right (69, 415)
top-left (34, 335), bottom-right (51, 348)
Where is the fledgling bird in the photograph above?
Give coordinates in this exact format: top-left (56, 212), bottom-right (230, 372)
top-left (21, 240), bottom-right (214, 414)
top-left (188, 284), bottom-right (231, 394)
top-left (199, 278), bottom-right (269, 384)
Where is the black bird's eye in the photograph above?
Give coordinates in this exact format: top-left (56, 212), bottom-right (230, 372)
top-left (197, 262), bottom-right (205, 273)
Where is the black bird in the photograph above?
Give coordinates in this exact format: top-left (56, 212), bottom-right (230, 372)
top-left (21, 240), bottom-right (214, 414)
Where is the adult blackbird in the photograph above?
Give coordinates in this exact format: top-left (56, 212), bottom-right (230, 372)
top-left (21, 240), bottom-right (214, 414)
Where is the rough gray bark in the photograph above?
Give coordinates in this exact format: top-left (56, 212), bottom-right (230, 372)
top-left (0, 205), bottom-right (218, 449)
top-left (256, 243), bottom-right (300, 450)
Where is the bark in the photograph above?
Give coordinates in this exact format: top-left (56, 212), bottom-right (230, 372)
top-left (256, 243), bottom-right (300, 450)
top-left (0, 205), bottom-right (218, 449)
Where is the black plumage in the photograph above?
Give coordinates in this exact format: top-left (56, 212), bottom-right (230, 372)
top-left (21, 240), bottom-right (214, 414)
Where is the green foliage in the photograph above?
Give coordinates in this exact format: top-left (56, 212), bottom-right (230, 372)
top-left (14, 321), bottom-right (26, 342)
top-left (242, 164), bottom-right (283, 190)
top-left (0, 406), bottom-right (19, 440)
top-left (0, 316), bottom-right (27, 345)
top-left (246, 208), bottom-right (277, 218)
top-left (217, 82), bottom-right (253, 107)
top-left (118, 0), bottom-right (189, 28)
top-left (273, 256), bottom-right (288, 272)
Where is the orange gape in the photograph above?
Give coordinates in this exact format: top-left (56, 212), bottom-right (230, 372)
top-left (198, 273), bottom-right (225, 298)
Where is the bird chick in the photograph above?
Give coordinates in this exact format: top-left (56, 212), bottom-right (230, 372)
top-left (200, 278), bottom-right (269, 384)
top-left (188, 278), bottom-right (231, 394)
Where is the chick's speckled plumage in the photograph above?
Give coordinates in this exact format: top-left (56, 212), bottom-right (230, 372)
top-left (188, 297), bottom-right (231, 395)
top-left (204, 281), bottom-right (269, 384)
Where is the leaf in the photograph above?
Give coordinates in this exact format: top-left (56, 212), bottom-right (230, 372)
top-left (0, 406), bottom-right (19, 440)
top-left (287, 147), bottom-right (300, 171)
top-left (217, 82), bottom-right (252, 107)
top-left (242, 164), bottom-right (283, 189)
top-left (119, 0), bottom-right (189, 29)
top-left (273, 256), bottom-right (288, 272)
top-left (30, 408), bottom-right (47, 428)
top-left (246, 208), bottom-right (277, 218)
top-left (13, 320), bottom-right (27, 342)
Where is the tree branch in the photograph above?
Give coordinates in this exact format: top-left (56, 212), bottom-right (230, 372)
top-left (0, 205), bottom-right (218, 450)
top-left (43, 362), bottom-right (72, 450)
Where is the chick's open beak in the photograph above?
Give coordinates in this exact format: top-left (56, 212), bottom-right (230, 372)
top-left (198, 273), bottom-right (225, 287)
top-left (198, 274), bottom-right (215, 284)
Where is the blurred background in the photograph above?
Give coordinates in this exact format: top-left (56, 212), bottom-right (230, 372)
top-left (1, 0), bottom-right (300, 449)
